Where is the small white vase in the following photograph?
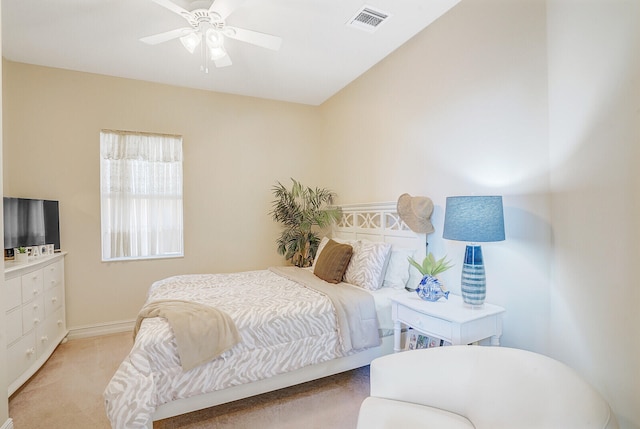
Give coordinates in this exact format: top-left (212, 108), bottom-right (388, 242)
top-left (14, 252), bottom-right (28, 263)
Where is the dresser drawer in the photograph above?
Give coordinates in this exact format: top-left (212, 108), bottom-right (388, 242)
top-left (5, 276), bottom-right (22, 311)
top-left (43, 260), bottom-right (63, 291)
top-left (22, 295), bottom-right (45, 335)
top-left (21, 269), bottom-right (44, 304)
top-left (396, 304), bottom-right (452, 339)
top-left (7, 331), bottom-right (37, 385)
top-left (6, 307), bottom-right (22, 345)
top-left (44, 285), bottom-right (63, 317)
top-left (37, 307), bottom-right (66, 357)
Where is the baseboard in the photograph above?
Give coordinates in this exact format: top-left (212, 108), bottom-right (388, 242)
top-left (1, 418), bottom-right (14, 429)
top-left (67, 319), bottom-right (135, 340)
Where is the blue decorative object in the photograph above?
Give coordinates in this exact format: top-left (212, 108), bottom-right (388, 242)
top-left (443, 196), bottom-right (505, 306)
top-left (461, 245), bottom-right (486, 305)
top-left (416, 275), bottom-right (450, 302)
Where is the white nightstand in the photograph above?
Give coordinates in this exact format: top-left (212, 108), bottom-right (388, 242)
top-left (390, 293), bottom-right (506, 352)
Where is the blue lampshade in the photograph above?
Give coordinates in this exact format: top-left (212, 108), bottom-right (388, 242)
top-left (443, 196), bottom-right (505, 243)
top-left (442, 196), bottom-right (505, 306)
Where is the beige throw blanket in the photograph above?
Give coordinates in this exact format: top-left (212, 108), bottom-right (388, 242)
top-left (134, 300), bottom-right (240, 371)
top-left (269, 266), bottom-right (381, 352)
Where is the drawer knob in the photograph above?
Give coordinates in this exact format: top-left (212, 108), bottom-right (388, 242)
top-left (51, 296), bottom-right (58, 303)
top-left (26, 348), bottom-right (35, 356)
top-left (33, 304), bottom-right (39, 310)
top-left (33, 318), bottom-right (40, 325)
top-left (40, 336), bottom-right (49, 343)
top-left (33, 289), bottom-right (39, 296)
top-left (57, 320), bottom-right (63, 326)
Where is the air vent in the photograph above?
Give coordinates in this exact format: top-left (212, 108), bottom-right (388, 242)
top-left (347, 5), bottom-right (390, 33)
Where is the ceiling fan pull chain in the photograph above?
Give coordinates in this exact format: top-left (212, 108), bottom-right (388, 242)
top-left (200, 31), bottom-right (209, 73)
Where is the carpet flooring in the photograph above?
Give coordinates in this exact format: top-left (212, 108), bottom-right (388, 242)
top-left (8, 332), bottom-right (370, 428)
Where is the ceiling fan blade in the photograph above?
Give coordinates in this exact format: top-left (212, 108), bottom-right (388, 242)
top-left (209, 0), bottom-right (246, 20)
top-left (151, 0), bottom-right (195, 21)
top-left (224, 27), bottom-right (282, 51)
top-left (140, 27), bottom-right (195, 45)
top-left (214, 55), bottom-right (233, 68)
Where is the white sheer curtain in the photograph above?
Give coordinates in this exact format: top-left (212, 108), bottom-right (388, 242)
top-left (100, 130), bottom-right (183, 261)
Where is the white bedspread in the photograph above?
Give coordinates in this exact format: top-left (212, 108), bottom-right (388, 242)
top-left (104, 268), bottom-right (380, 429)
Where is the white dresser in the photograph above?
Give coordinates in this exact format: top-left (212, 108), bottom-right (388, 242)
top-left (4, 252), bottom-right (68, 396)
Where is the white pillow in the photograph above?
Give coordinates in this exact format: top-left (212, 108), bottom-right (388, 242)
top-left (382, 248), bottom-right (416, 289)
top-left (344, 240), bottom-right (392, 291)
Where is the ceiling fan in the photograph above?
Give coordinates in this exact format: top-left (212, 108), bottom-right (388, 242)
top-left (140, 0), bottom-right (282, 72)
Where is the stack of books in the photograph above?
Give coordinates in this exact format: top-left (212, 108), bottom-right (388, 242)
top-left (405, 329), bottom-right (452, 350)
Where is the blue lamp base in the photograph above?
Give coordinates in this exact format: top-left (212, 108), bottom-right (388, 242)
top-left (461, 245), bottom-right (486, 306)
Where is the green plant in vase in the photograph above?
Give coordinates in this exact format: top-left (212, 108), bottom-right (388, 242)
top-left (407, 253), bottom-right (453, 301)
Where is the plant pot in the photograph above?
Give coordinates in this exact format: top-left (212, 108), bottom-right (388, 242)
top-left (14, 252), bottom-right (28, 263)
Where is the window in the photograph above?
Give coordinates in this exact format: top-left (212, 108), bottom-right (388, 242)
top-left (100, 130), bottom-right (183, 261)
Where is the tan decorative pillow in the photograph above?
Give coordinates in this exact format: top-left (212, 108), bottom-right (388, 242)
top-left (313, 239), bottom-right (353, 284)
top-left (312, 236), bottom-right (357, 267)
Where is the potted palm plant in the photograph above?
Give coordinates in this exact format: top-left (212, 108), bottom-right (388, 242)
top-left (270, 178), bottom-right (341, 267)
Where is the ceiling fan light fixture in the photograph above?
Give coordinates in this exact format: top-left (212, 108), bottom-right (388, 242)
top-left (180, 32), bottom-right (200, 53)
top-left (205, 28), bottom-right (223, 48)
top-left (205, 28), bottom-right (226, 60)
top-left (140, 0), bottom-right (282, 72)
top-left (209, 45), bottom-right (227, 60)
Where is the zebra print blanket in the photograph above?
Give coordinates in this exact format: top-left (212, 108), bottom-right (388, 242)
top-left (104, 268), bottom-right (380, 429)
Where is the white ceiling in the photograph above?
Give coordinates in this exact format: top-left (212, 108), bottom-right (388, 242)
top-left (2, 0), bottom-right (460, 106)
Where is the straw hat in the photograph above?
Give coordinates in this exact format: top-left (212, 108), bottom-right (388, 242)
top-left (397, 193), bottom-right (435, 234)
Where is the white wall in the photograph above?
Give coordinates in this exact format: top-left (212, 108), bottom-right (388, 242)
top-left (0, 4), bottom-right (10, 427)
top-left (322, 0), bottom-right (639, 426)
top-left (321, 0), bottom-right (552, 353)
top-left (2, 0), bottom-right (638, 427)
top-left (547, 0), bottom-right (640, 427)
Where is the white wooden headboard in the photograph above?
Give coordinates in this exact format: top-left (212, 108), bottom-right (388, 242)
top-left (332, 202), bottom-right (427, 258)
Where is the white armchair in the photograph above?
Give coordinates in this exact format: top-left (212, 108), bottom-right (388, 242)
top-left (357, 346), bottom-right (618, 429)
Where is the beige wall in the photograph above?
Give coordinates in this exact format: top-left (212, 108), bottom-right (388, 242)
top-left (2, 62), bottom-right (324, 328)
top-left (547, 0), bottom-right (640, 427)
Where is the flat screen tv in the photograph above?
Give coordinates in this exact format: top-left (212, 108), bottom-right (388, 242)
top-left (3, 197), bottom-right (60, 254)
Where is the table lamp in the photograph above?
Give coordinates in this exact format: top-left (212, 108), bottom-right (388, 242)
top-left (442, 196), bottom-right (505, 306)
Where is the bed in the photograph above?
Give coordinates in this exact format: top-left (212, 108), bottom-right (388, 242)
top-left (103, 202), bottom-right (426, 429)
